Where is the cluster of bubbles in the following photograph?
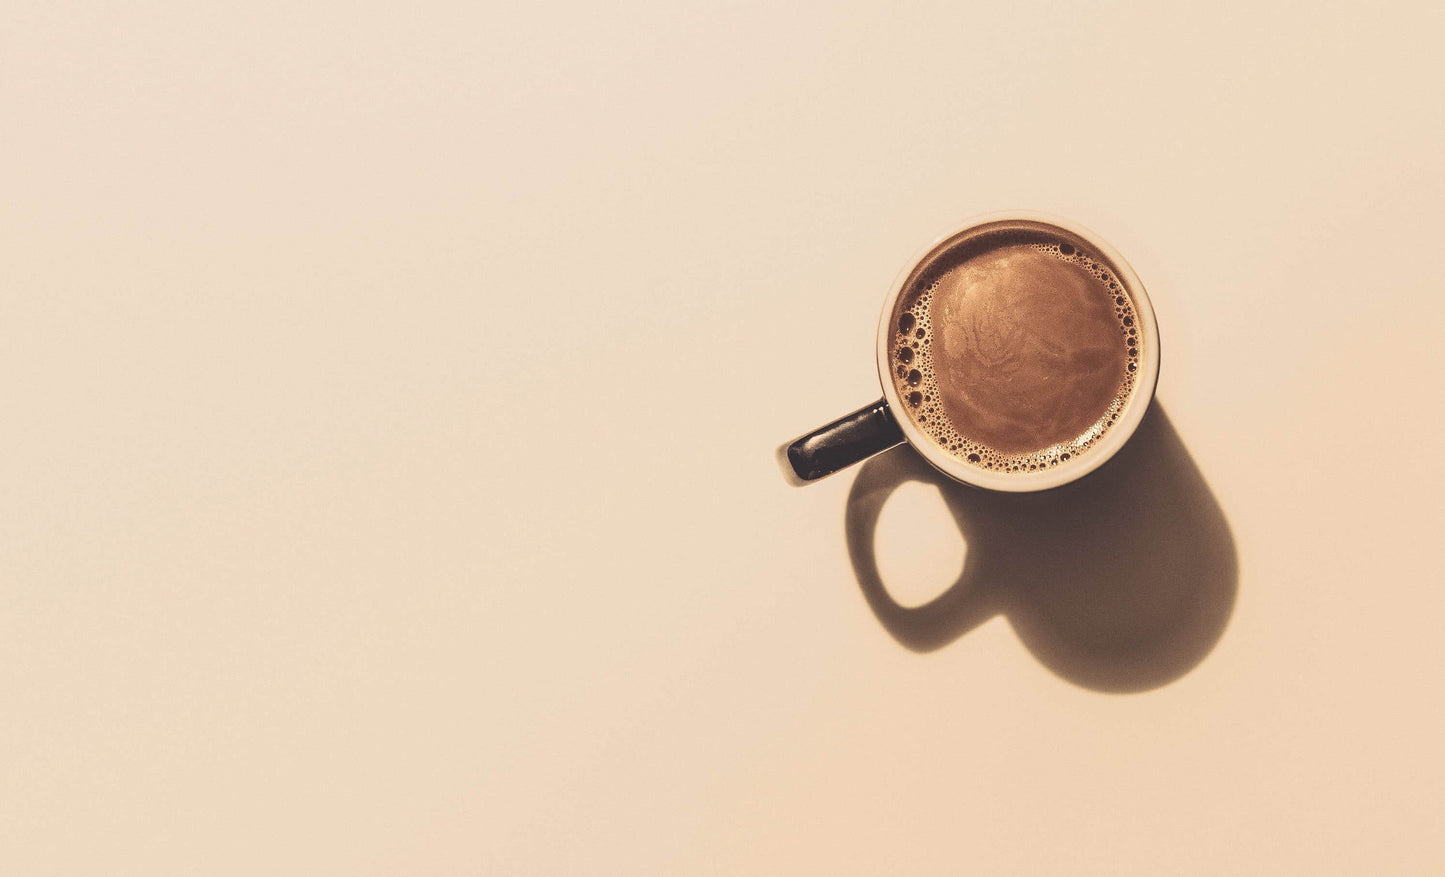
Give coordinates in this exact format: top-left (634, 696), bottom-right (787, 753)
top-left (889, 240), bottom-right (1142, 473)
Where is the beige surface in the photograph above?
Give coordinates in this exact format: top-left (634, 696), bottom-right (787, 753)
top-left (3, 1), bottom-right (1443, 873)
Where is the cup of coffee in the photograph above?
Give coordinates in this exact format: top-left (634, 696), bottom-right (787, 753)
top-left (779, 212), bottom-right (1160, 491)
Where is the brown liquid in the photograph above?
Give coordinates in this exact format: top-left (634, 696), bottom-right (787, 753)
top-left (889, 222), bottom-right (1141, 473)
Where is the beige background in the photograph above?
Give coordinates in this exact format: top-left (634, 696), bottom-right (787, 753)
top-left (4, 1), bottom-right (1443, 873)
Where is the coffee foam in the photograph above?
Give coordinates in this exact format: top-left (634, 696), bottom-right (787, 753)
top-left (889, 230), bottom-right (1141, 474)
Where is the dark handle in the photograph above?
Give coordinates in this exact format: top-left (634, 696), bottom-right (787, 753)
top-left (777, 398), bottom-right (906, 485)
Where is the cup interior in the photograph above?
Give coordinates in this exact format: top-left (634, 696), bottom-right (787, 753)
top-left (875, 211), bottom-right (1160, 492)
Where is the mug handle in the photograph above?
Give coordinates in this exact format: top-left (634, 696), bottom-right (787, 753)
top-left (777, 399), bottom-right (906, 485)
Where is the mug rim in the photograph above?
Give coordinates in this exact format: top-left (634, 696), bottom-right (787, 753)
top-left (874, 210), bottom-right (1161, 492)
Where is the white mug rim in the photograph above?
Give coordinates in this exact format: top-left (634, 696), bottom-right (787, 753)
top-left (874, 210), bottom-right (1161, 492)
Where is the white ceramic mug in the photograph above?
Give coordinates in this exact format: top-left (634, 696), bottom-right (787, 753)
top-left (779, 211), bottom-right (1160, 492)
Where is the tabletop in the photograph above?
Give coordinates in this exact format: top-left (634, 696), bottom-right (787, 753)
top-left (4, 1), bottom-right (1443, 873)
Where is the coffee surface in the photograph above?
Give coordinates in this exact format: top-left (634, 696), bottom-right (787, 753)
top-left (889, 224), bottom-right (1141, 473)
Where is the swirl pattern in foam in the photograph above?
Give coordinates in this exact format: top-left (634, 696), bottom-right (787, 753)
top-left (888, 226), bottom-right (1142, 474)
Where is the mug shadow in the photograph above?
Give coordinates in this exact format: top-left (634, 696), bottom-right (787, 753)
top-left (846, 403), bottom-right (1237, 693)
